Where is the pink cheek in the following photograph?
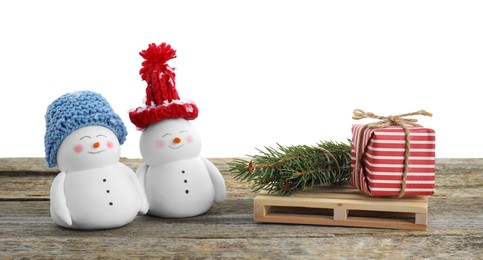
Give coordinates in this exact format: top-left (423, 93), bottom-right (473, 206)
top-left (155, 140), bottom-right (165, 148)
top-left (186, 136), bottom-right (193, 144)
top-left (107, 141), bottom-right (114, 149)
top-left (73, 144), bottom-right (83, 154)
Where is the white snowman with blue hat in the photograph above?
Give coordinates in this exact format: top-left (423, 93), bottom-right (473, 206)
top-left (45, 91), bottom-right (149, 230)
top-left (129, 42), bottom-right (226, 218)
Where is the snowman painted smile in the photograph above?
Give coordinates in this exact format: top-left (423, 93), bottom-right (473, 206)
top-left (88, 150), bottom-right (105, 154)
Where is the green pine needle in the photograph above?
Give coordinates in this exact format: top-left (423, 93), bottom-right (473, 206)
top-left (229, 140), bottom-right (352, 195)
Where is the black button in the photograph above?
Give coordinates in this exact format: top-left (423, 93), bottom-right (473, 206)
top-left (185, 190), bottom-right (189, 194)
top-left (109, 202), bottom-right (113, 206)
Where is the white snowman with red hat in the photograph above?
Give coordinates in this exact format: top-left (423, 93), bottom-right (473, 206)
top-left (129, 42), bottom-right (226, 218)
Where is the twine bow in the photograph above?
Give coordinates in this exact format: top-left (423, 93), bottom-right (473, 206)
top-left (352, 109), bottom-right (432, 197)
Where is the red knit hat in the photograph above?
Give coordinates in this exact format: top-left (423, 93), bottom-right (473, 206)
top-left (129, 42), bottom-right (199, 130)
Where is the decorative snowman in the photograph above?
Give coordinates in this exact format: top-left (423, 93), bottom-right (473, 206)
top-left (129, 42), bottom-right (226, 218)
top-left (45, 91), bottom-right (149, 230)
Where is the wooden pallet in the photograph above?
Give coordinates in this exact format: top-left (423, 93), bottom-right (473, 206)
top-left (253, 186), bottom-right (429, 230)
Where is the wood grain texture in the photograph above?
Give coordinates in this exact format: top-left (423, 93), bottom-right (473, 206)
top-left (0, 158), bottom-right (482, 259)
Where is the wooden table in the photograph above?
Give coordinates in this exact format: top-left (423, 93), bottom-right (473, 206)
top-left (1, 158), bottom-right (482, 259)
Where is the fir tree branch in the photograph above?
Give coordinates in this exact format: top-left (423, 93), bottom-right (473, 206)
top-left (229, 140), bottom-right (352, 195)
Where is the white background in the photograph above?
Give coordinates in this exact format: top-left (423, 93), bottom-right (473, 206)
top-left (0, 0), bottom-right (481, 160)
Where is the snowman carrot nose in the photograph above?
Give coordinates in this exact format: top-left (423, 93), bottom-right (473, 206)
top-left (93, 142), bottom-right (101, 148)
top-left (173, 137), bottom-right (182, 144)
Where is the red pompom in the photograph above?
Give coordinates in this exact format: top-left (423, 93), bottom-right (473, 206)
top-left (139, 42), bottom-right (177, 83)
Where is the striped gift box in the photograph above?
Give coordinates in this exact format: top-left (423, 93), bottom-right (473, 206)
top-left (351, 124), bottom-right (436, 196)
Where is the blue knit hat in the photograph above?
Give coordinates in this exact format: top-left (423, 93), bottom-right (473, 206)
top-left (44, 91), bottom-right (128, 168)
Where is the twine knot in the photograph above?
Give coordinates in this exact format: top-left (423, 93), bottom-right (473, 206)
top-left (388, 115), bottom-right (398, 124)
top-left (352, 108), bottom-right (432, 197)
top-left (352, 108), bottom-right (432, 129)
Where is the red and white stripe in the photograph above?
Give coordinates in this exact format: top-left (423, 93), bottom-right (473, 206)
top-left (351, 125), bottom-right (436, 196)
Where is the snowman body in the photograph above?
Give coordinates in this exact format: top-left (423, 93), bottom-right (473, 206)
top-left (53, 164), bottom-right (142, 229)
top-left (138, 118), bottom-right (226, 218)
top-left (50, 125), bottom-right (148, 230)
top-left (145, 158), bottom-right (215, 217)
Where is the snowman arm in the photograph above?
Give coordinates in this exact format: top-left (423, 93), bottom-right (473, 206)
top-left (120, 163), bottom-right (149, 214)
top-left (49, 171), bottom-right (72, 226)
top-left (201, 157), bottom-right (226, 203)
top-left (134, 163), bottom-right (150, 214)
